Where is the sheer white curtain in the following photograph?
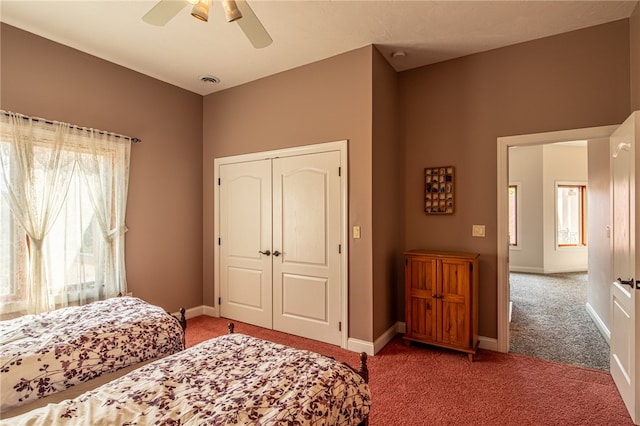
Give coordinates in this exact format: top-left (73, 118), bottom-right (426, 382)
top-left (74, 129), bottom-right (130, 300)
top-left (0, 113), bottom-right (76, 314)
top-left (0, 112), bottom-right (131, 316)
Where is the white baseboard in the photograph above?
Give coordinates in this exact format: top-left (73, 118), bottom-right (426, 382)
top-left (347, 337), bottom-right (375, 355)
top-left (478, 336), bottom-right (498, 351)
top-left (173, 309), bottom-right (392, 356)
top-left (586, 302), bottom-right (610, 345)
top-left (366, 321), bottom-right (497, 353)
top-left (348, 321), bottom-right (406, 355)
top-left (374, 322), bottom-right (404, 353)
top-left (171, 313), bottom-right (499, 355)
top-left (510, 267), bottom-right (587, 274)
top-left (203, 305), bottom-right (218, 317)
top-left (171, 305), bottom-right (217, 319)
top-left (543, 267), bottom-right (588, 274)
top-left (509, 266), bottom-right (545, 274)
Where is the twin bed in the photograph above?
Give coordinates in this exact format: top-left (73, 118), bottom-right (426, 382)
top-left (0, 297), bottom-right (187, 418)
top-left (0, 299), bottom-right (372, 425)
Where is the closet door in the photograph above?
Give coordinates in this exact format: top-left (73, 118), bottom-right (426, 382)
top-left (219, 160), bottom-right (273, 329)
top-left (272, 151), bottom-right (342, 345)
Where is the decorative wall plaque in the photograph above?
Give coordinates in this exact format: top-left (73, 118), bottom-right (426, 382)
top-left (424, 166), bottom-right (454, 215)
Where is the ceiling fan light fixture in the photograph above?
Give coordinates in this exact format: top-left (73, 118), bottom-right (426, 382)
top-left (191, 0), bottom-right (210, 22)
top-left (222, 0), bottom-right (243, 22)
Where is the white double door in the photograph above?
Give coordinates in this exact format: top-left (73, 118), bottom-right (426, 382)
top-left (219, 150), bottom-right (343, 346)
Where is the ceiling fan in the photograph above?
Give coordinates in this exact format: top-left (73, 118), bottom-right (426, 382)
top-left (142, 0), bottom-right (272, 49)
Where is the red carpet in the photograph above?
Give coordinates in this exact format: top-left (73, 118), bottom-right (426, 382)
top-left (186, 315), bottom-right (633, 426)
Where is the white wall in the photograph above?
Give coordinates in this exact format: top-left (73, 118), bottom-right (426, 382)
top-left (509, 143), bottom-right (588, 273)
top-left (508, 145), bottom-right (544, 272)
top-left (586, 138), bottom-right (611, 336)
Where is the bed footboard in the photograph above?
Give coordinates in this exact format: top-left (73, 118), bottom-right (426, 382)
top-left (168, 307), bottom-right (187, 349)
top-left (172, 307), bottom-right (187, 331)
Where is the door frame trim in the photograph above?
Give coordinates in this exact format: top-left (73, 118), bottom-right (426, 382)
top-left (213, 140), bottom-right (349, 349)
top-left (496, 125), bottom-right (618, 353)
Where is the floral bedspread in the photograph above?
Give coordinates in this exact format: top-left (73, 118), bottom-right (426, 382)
top-left (3, 333), bottom-right (371, 425)
top-left (0, 297), bottom-right (185, 413)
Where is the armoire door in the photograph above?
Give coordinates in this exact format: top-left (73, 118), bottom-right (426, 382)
top-left (439, 258), bottom-right (472, 348)
top-left (272, 151), bottom-right (342, 346)
top-left (219, 159), bottom-right (273, 329)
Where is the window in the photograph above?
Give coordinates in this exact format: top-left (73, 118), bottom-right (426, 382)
top-left (0, 112), bottom-right (131, 317)
top-left (508, 184), bottom-right (519, 246)
top-left (0, 194), bottom-right (27, 305)
top-left (556, 184), bottom-right (587, 247)
top-left (44, 167), bottom-right (103, 302)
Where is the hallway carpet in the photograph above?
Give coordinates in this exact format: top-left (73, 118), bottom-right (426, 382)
top-left (510, 272), bottom-right (610, 370)
top-left (186, 315), bottom-right (632, 426)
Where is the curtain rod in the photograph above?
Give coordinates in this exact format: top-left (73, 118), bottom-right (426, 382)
top-left (1, 111), bottom-right (141, 144)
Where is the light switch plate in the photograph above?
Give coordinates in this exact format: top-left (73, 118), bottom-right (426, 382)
top-left (353, 226), bottom-right (361, 239)
top-left (472, 225), bottom-right (485, 237)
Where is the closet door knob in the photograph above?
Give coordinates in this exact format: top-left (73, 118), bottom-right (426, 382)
top-left (258, 250), bottom-right (271, 256)
top-left (273, 251), bottom-right (281, 257)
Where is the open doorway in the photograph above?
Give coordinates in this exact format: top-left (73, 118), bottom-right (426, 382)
top-left (509, 271), bottom-right (609, 369)
top-left (496, 125), bottom-right (618, 365)
top-left (507, 142), bottom-right (608, 370)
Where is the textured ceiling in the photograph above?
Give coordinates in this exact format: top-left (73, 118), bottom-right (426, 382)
top-left (1, 0), bottom-right (637, 95)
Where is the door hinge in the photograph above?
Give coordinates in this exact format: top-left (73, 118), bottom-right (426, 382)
top-left (218, 178), bottom-right (221, 185)
top-left (218, 297), bottom-right (221, 305)
top-left (338, 166), bottom-right (341, 177)
top-left (338, 244), bottom-right (341, 254)
top-left (338, 321), bottom-right (342, 331)
top-left (218, 238), bottom-right (221, 245)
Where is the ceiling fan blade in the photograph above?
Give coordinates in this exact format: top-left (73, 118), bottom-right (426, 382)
top-left (236, 0), bottom-right (272, 49)
top-left (142, 0), bottom-right (189, 26)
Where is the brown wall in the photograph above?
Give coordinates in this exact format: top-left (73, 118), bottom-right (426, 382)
top-left (399, 20), bottom-right (630, 338)
top-left (632, 1), bottom-right (640, 111)
top-left (371, 47), bottom-right (403, 338)
top-left (0, 24), bottom-right (204, 314)
top-left (203, 46), bottom-right (375, 340)
top-left (2, 14), bottom-right (634, 344)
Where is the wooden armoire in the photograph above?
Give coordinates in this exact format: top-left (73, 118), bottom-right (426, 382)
top-left (403, 250), bottom-right (479, 361)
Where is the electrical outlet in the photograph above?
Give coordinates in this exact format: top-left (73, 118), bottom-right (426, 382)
top-left (472, 225), bottom-right (486, 237)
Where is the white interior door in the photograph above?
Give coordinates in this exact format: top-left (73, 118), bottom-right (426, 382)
top-left (610, 111), bottom-right (638, 424)
top-left (219, 160), bottom-right (273, 329)
top-left (272, 152), bottom-right (342, 345)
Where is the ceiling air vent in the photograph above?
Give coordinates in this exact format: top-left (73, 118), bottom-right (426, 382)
top-left (199, 75), bottom-right (220, 84)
